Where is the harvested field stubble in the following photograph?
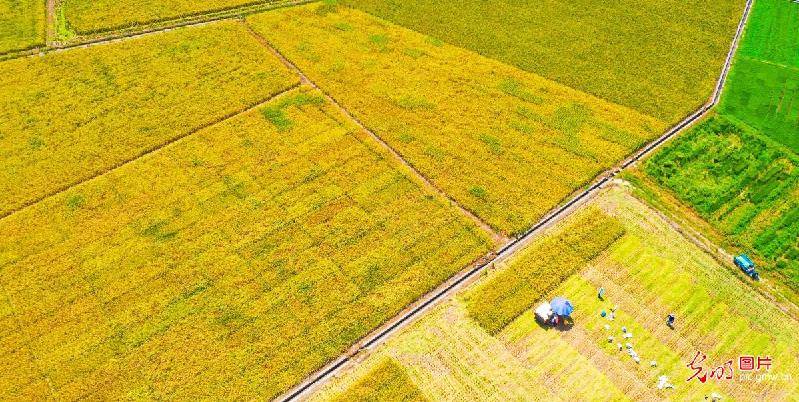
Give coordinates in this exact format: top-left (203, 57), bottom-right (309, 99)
top-left (309, 188), bottom-right (799, 401)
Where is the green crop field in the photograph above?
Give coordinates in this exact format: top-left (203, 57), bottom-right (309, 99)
top-left (247, 3), bottom-right (666, 235)
top-left (63, 0), bottom-right (278, 34)
top-left (344, 0), bottom-right (744, 123)
top-left (736, 0), bottom-right (798, 71)
top-left (720, 0), bottom-right (799, 152)
top-left (0, 0), bottom-right (46, 53)
top-left (644, 0), bottom-right (799, 292)
top-left (312, 188), bottom-right (799, 401)
top-left (0, 86), bottom-right (492, 399)
top-left (0, 21), bottom-right (298, 217)
top-left (645, 116), bottom-right (799, 289)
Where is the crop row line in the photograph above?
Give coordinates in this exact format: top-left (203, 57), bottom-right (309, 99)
top-left (278, 0), bottom-right (755, 399)
top-left (241, 21), bottom-right (509, 245)
top-left (0, 84), bottom-right (302, 223)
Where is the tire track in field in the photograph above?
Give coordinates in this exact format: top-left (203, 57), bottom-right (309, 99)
top-left (0, 84), bottom-right (301, 223)
top-left (242, 20), bottom-right (510, 245)
top-left (278, 0), bottom-right (754, 399)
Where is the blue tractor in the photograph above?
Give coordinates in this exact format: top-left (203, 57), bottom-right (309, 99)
top-left (734, 254), bottom-right (759, 281)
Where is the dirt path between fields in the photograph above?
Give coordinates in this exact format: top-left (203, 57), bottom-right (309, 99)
top-left (242, 21), bottom-right (510, 245)
top-left (277, 0), bottom-right (755, 399)
top-left (45, 0), bottom-right (56, 46)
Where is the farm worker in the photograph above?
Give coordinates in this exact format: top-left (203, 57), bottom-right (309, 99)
top-left (666, 313), bottom-right (676, 328)
top-left (598, 287), bottom-right (605, 300)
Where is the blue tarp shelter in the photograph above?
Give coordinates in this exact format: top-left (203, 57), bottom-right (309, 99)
top-left (550, 297), bottom-right (574, 317)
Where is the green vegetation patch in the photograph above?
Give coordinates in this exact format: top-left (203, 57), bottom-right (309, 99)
top-left (645, 116), bottom-right (799, 288)
top-left (261, 92), bottom-right (325, 130)
top-left (464, 208), bottom-right (626, 334)
top-left (344, 0), bottom-right (744, 123)
top-left (0, 0), bottom-right (46, 53)
top-left (721, 58), bottom-right (799, 152)
top-left (736, 0), bottom-right (799, 67)
top-left (329, 359), bottom-right (427, 402)
top-left (720, 0), bottom-right (799, 152)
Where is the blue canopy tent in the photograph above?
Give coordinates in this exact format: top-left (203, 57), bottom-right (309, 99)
top-left (550, 297), bottom-right (574, 317)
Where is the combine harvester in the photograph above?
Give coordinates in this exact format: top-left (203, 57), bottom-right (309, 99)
top-left (734, 254), bottom-right (760, 281)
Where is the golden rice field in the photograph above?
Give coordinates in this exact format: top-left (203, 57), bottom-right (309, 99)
top-left (63, 0), bottom-right (278, 34)
top-left (0, 86), bottom-right (494, 399)
top-left (0, 21), bottom-right (298, 217)
top-left (312, 187), bottom-right (799, 401)
top-left (0, 0), bottom-right (45, 53)
top-left (328, 358), bottom-right (426, 402)
top-left (247, 3), bottom-right (667, 236)
top-left (345, 0), bottom-right (745, 123)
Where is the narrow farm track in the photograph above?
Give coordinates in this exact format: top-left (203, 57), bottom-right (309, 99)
top-left (280, 0), bottom-right (755, 399)
top-left (45, 0), bottom-right (56, 46)
top-left (0, 84), bottom-right (301, 223)
top-left (242, 21), bottom-right (509, 245)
